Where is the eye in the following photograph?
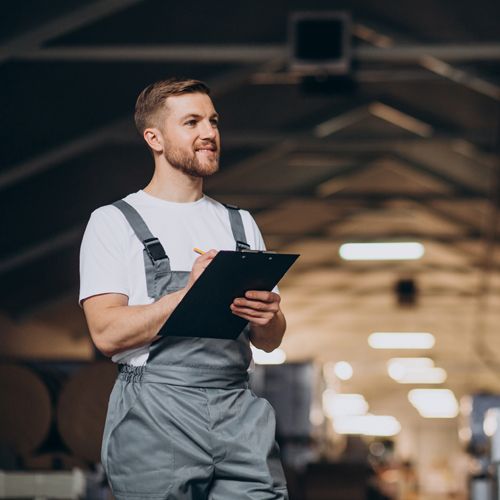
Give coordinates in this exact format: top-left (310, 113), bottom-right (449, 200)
top-left (210, 118), bottom-right (219, 127)
top-left (185, 119), bottom-right (197, 126)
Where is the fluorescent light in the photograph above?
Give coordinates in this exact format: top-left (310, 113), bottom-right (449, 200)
top-left (391, 367), bottom-right (446, 384)
top-left (333, 414), bottom-right (401, 437)
top-left (323, 391), bottom-right (369, 418)
top-left (387, 358), bottom-right (447, 384)
top-left (369, 332), bottom-right (435, 349)
top-left (251, 346), bottom-right (286, 365)
top-left (334, 361), bottom-right (353, 380)
top-left (388, 357), bottom-right (434, 376)
top-left (408, 389), bottom-right (459, 418)
top-left (339, 242), bottom-right (424, 261)
top-left (484, 409), bottom-right (499, 437)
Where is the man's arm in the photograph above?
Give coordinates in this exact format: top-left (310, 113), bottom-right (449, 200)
top-left (230, 291), bottom-right (286, 352)
top-left (82, 250), bottom-right (217, 357)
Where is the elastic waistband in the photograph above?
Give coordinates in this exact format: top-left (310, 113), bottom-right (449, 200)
top-left (118, 364), bottom-right (249, 389)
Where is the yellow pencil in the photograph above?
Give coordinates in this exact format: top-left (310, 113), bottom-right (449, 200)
top-left (193, 247), bottom-right (206, 255)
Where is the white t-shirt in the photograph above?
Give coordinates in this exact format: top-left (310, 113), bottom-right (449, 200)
top-left (79, 190), bottom-right (267, 366)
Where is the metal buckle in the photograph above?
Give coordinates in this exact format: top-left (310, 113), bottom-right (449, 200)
top-left (236, 240), bottom-right (250, 251)
top-left (143, 238), bottom-right (167, 262)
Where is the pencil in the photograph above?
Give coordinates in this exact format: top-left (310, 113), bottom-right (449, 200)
top-left (193, 247), bottom-right (206, 255)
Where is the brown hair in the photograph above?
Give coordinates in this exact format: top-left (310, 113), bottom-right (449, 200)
top-left (134, 77), bottom-right (210, 134)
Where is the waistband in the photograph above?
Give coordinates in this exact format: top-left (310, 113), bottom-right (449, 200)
top-left (118, 364), bottom-right (249, 389)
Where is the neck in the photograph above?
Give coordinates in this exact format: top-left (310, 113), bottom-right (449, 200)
top-left (143, 154), bottom-right (203, 203)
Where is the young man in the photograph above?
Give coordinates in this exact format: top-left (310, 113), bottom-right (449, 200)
top-left (79, 78), bottom-right (289, 499)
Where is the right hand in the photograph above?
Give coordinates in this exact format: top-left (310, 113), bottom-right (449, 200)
top-left (186, 249), bottom-right (218, 290)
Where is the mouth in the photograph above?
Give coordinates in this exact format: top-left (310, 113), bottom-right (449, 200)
top-left (195, 146), bottom-right (218, 158)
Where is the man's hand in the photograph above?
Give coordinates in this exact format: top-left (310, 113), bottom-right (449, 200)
top-left (231, 291), bottom-right (286, 352)
top-left (230, 291), bottom-right (280, 326)
top-left (186, 249), bottom-right (218, 290)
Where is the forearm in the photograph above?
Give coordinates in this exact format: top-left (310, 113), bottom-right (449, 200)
top-left (87, 290), bottom-right (185, 357)
top-left (249, 310), bottom-right (286, 352)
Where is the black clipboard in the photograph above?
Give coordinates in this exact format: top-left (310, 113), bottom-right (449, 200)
top-left (159, 250), bottom-right (299, 339)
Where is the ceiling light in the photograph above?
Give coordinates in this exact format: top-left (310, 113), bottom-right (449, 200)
top-left (333, 414), bottom-right (401, 436)
top-left (408, 389), bottom-right (459, 418)
top-left (391, 367), bottom-right (447, 384)
top-left (387, 358), bottom-right (446, 384)
top-left (369, 332), bottom-right (435, 349)
top-left (483, 409), bottom-right (500, 437)
top-left (339, 242), bottom-right (424, 261)
top-left (322, 391), bottom-right (369, 418)
top-left (251, 346), bottom-right (286, 365)
top-left (334, 361), bottom-right (353, 380)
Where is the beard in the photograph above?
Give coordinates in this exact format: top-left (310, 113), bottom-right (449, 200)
top-left (163, 140), bottom-right (219, 178)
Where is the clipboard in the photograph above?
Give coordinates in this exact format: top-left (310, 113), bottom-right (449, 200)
top-left (159, 250), bottom-right (299, 339)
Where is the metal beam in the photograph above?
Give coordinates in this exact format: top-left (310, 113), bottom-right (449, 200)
top-left (12, 43), bottom-right (500, 64)
top-left (353, 22), bottom-right (500, 101)
top-left (0, 119), bottom-right (128, 191)
top-left (0, 0), bottom-right (144, 64)
top-left (0, 226), bottom-right (84, 276)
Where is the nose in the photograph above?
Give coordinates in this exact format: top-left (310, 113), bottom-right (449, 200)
top-left (199, 119), bottom-right (217, 140)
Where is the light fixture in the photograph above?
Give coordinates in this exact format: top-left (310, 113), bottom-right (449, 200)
top-left (408, 389), bottom-right (459, 418)
top-left (334, 361), bottom-right (353, 380)
top-left (333, 414), bottom-right (401, 437)
top-left (387, 358), bottom-right (447, 384)
top-left (339, 242), bottom-right (424, 261)
top-left (250, 346), bottom-right (286, 365)
top-left (484, 409), bottom-right (499, 437)
top-left (369, 332), bottom-right (435, 349)
top-left (322, 391), bottom-right (369, 418)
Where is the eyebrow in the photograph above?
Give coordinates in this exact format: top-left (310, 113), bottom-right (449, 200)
top-left (179, 112), bottom-right (219, 121)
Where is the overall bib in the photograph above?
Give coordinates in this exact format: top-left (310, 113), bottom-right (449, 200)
top-left (100, 200), bottom-right (288, 500)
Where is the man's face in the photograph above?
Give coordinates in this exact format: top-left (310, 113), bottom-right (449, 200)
top-left (158, 93), bottom-right (220, 178)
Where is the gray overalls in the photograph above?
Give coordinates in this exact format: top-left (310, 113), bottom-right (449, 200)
top-left (100, 200), bottom-right (288, 500)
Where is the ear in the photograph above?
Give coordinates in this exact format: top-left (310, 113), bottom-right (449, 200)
top-left (143, 127), bottom-right (164, 153)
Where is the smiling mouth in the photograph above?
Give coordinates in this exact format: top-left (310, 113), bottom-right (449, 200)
top-left (195, 148), bottom-right (218, 157)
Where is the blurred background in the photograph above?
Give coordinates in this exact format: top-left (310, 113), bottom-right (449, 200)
top-left (1, 1), bottom-right (500, 499)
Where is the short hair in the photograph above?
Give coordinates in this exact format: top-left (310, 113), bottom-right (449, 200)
top-left (134, 77), bottom-right (210, 134)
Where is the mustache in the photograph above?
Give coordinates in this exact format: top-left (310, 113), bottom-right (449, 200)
top-left (195, 140), bottom-right (218, 151)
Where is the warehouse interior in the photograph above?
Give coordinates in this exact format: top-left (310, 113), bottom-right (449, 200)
top-left (1, 1), bottom-right (500, 498)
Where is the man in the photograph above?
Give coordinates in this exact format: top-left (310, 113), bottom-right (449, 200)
top-left (79, 77), bottom-right (289, 499)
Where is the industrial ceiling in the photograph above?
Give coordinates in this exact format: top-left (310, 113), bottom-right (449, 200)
top-left (1, 0), bottom-right (500, 425)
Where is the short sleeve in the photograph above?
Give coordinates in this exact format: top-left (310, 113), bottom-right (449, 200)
top-left (79, 206), bottom-right (129, 306)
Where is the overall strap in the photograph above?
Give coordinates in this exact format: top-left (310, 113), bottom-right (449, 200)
top-left (223, 203), bottom-right (250, 251)
top-left (112, 199), bottom-right (171, 270)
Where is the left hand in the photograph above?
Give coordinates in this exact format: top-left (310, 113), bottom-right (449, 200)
top-left (230, 290), bottom-right (281, 327)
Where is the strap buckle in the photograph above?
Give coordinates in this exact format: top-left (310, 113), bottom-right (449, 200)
top-left (143, 238), bottom-right (167, 262)
top-left (236, 240), bottom-right (250, 251)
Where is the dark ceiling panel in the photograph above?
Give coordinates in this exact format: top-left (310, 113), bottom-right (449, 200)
top-left (0, 61), bottom-right (236, 167)
top-left (0, 0), bottom-right (82, 43)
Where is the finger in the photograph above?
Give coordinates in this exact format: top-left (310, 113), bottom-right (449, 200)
top-left (231, 311), bottom-right (271, 325)
top-left (244, 290), bottom-right (280, 303)
top-left (231, 305), bottom-right (274, 319)
top-left (233, 298), bottom-right (278, 312)
top-left (196, 249), bottom-right (218, 262)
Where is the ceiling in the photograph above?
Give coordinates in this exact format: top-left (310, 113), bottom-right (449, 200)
top-left (1, 0), bottom-right (500, 424)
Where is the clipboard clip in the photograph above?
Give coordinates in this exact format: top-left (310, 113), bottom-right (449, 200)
top-left (240, 249), bottom-right (277, 254)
